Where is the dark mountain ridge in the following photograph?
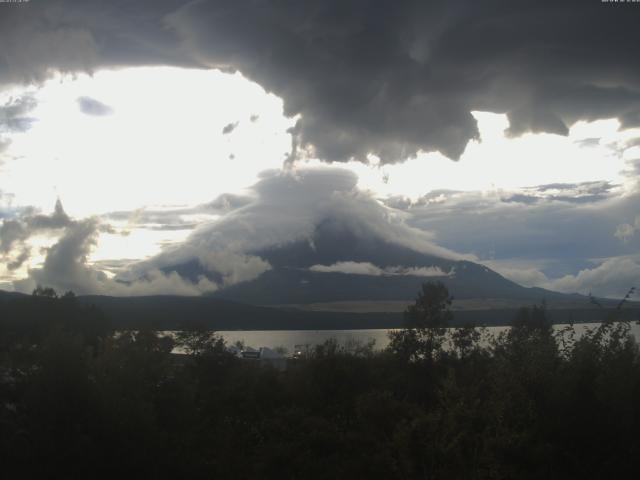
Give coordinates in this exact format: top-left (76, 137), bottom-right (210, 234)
top-left (2, 290), bottom-right (636, 331)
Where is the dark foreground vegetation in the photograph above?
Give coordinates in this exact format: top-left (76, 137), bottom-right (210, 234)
top-left (1, 284), bottom-right (640, 479)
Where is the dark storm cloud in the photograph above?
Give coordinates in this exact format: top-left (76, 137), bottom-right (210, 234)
top-left (77, 96), bottom-right (114, 116)
top-left (1, 1), bottom-right (639, 164)
top-left (0, 0), bottom-right (187, 85)
top-left (164, 0), bottom-right (640, 162)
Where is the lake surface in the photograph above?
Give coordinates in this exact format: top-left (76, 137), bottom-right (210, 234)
top-left (214, 322), bottom-right (640, 354)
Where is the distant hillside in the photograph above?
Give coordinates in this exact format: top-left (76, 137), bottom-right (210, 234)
top-left (2, 290), bottom-right (637, 330)
top-left (75, 296), bottom-right (640, 329)
top-left (0, 290), bottom-right (30, 301)
top-left (79, 294), bottom-right (401, 330)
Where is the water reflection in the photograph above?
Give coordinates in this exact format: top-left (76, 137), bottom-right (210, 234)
top-left (210, 322), bottom-right (640, 355)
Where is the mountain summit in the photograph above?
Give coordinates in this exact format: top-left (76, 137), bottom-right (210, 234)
top-left (162, 217), bottom-right (572, 307)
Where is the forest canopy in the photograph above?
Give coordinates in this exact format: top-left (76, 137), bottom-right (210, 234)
top-left (1, 283), bottom-right (639, 478)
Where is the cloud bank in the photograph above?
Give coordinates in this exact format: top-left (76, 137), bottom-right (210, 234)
top-left (3, 165), bottom-right (638, 299)
top-left (4, 201), bottom-right (217, 296)
top-left (2, 1), bottom-right (640, 164)
top-left (4, 168), bottom-right (461, 296)
top-left (140, 167), bottom-right (464, 281)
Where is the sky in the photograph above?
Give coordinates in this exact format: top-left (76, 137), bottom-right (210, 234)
top-left (0, 0), bottom-right (639, 298)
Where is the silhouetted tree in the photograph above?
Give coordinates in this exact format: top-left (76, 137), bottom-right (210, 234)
top-left (387, 281), bottom-right (452, 362)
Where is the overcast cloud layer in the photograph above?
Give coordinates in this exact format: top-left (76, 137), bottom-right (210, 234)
top-left (2, 0), bottom-right (640, 163)
top-left (399, 176), bottom-right (640, 297)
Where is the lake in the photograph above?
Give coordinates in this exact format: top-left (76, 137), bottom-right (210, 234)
top-left (213, 322), bottom-right (640, 354)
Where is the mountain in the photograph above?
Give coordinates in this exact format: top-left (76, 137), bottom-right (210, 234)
top-left (0, 290), bottom-right (29, 301)
top-left (163, 218), bottom-right (582, 307)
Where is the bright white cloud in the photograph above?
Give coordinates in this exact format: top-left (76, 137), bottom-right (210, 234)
top-left (309, 262), bottom-right (450, 277)
top-left (396, 266), bottom-right (451, 277)
top-left (310, 261), bottom-right (383, 276)
top-left (547, 257), bottom-right (640, 299)
top-left (484, 256), bottom-right (640, 300)
top-left (0, 67), bottom-right (295, 217)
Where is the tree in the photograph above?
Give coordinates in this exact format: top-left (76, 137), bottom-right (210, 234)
top-left (388, 282), bottom-right (452, 362)
top-left (32, 286), bottom-right (58, 299)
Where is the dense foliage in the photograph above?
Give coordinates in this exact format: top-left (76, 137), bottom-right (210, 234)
top-left (1, 284), bottom-right (640, 479)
